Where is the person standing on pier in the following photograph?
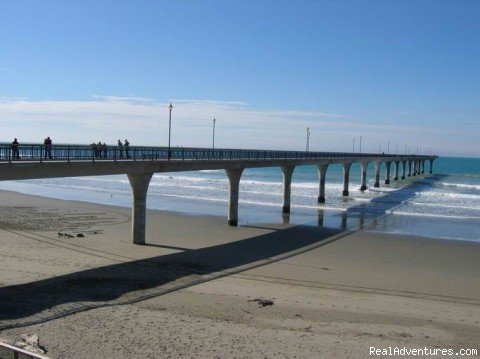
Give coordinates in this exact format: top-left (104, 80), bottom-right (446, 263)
top-left (44, 136), bottom-right (52, 159)
top-left (117, 139), bottom-right (123, 158)
top-left (102, 142), bottom-right (108, 158)
top-left (11, 138), bottom-right (20, 160)
top-left (124, 139), bottom-right (130, 158)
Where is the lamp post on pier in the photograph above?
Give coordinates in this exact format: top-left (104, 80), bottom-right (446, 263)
top-left (387, 140), bottom-right (390, 154)
top-left (359, 136), bottom-right (363, 154)
top-left (306, 126), bottom-right (310, 152)
top-left (212, 118), bottom-right (216, 149)
top-left (168, 102), bottom-right (173, 159)
top-left (352, 138), bottom-right (356, 153)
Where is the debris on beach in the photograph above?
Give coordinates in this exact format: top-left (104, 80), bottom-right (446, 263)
top-left (249, 298), bottom-right (274, 307)
top-left (6, 334), bottom-right (48, 355)
top-left (76, 233), bottom-right (85, 238)
top-left (57, 232), bottom-right (74, 238)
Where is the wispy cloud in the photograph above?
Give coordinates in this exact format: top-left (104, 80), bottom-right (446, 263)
top-left (0, 96), bottom-right (477, 156)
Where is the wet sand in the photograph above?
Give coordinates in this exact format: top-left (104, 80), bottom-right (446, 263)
top-left (0, 190), bottom-right (479, 358)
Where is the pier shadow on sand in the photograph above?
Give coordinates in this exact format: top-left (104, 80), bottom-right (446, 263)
top-left (0, 175), bottom-right (445, 329)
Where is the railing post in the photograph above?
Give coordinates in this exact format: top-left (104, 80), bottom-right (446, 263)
top-left (67, 146), bottom-right (70, 162)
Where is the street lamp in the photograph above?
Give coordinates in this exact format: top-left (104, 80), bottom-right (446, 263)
top-left (212, 118), bottom-right (216, 149)
top-left (352, 138), bottom-right (356, 153)
top-left (396, 144), bottom-right (398, 155)
top-left (379, 141), bottom-right (381, 153)
top-left (168, 102), bottom-right (173, 159)
top-left (387, 140), bottom-right (390, 154)
top-left (359, 136), bottom-right (363, 154)
top-left (404, 144), bottom-right (407, 155)
top-left (306, 126), bottom-right (310, 152)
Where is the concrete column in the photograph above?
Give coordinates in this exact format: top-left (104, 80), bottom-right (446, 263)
top-left (360, 161), bottom-right (368, 191)
top-left (412, 161), bottom-right (417, 176)
top-left (342, 163), bottom-right (352, 196)
top-left (128, 173), bottom-right (153, 245)
top-left (281, 166), bottom-right (295, 214)
top-left (374, 161), bottom-right (381, 188)
top-left (421, 160), bottom-right (425, 174)
top-left (226, 168), bottom-right (244, 226)
top-left (429, 159), bottom-right (434, 174)
top-left (317, 164), bottom-right (329, 203)
top-left (384, 161), bottom-right (392, 184)
top-left (401, 160), bottom-right (406, 180)
top-left (408, 160), bottom-right (412, 177)
top-left (393, 161), bottom-right (400, 180)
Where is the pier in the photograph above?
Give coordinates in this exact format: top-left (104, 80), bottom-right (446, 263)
top-left (0, 144), bottom-right (437, 245)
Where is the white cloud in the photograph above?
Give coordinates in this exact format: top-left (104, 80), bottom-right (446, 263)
top-left (0, 96), bottom-right (477, 156)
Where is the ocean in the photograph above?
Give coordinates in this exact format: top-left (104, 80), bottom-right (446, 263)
top-left (0, 157), bottom-right (478, 242)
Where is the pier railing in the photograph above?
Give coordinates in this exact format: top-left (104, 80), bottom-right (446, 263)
top-left (0, 143), bottom-right (433, 163)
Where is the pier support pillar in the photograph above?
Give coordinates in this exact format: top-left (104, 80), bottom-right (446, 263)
top-left (421, 160), bottom-right (425, 174)
top-left (374, 161), bottom-right (381, 188)
top-left (412, 161), bottom-right (417, 176)
top-left (360, 162), bottom-right (368, 191)
top-left (401, 161), bottom-right (406, 180)
top-left (281, 166), bottom-right (295, 214)
top-left (408, 160), bottom-right (412, 177)
top-left (226, 168), bottom-right (244, 226)
top-left (384, 161), bottom-right (392, 184)
top-left (429, 159), bottom-right (434, 174)
top-left (128, 173), bottom-right (153, 245)
top-left (342, 163), bottom-right (352, 196)
top-left (393, 161), bottom-right (400, 181)
top-left (317, 164), bottom-right (329, 203)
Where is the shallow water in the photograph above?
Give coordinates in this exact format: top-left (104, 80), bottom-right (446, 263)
top-left (0, 156), bottom-right (478, 242)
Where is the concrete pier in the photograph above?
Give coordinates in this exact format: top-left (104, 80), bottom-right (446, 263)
top-left (360, 162), bottom-right (368, 191)
top-left (374, 161), bottom-right (381, 188)
top-left (412, 161), bottom-right (417, 176)
top-left (281, 166), bottom-right (295, 214)
top-left (384, 161), bottom-right (392, 184)
top-left (0, 143), bottom-right (437, 246)
top-left (393, 161), bottom-right (400, 181)
top-left (342, 163), bottom-right (352, 196)
top-left (401, 160), bottom-right (406, 180)
top-left (226, 168), bottom-right (244, 226)
top-left (317, 164), bottom-right (328, 203)
top-left (408, 160), bottom-right (412, 177)
top-left (128, 173), bottom-right (153, 245)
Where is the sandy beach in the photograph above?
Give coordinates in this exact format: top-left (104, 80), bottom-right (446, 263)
top-left (0, 189), bottom-right (479, 358)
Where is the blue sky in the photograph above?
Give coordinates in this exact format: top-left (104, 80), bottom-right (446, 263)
top-left (1, 0), bottom-right (479, 156)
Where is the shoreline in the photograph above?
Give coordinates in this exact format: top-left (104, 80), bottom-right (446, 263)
top-left (0, 189), bottom-right (479, 358)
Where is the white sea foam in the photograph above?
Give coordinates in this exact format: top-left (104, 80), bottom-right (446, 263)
top-left (387, 210), bottom-right (480, 221)
top-left (405, 201), bottom-right (480, 210)
top-left (440, 182), bottom-right (480, 190)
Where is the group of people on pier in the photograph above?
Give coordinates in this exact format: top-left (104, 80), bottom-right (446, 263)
top-left (91, 139), bottom-right (130, 158)
top-left (10, 137), bottom-right (53, 159)
top-left (8, 138), bottom-right (131, 160)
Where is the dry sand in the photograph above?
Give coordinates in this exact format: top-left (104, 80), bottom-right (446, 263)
top-left (0, 190), bottom-right (479, 358)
